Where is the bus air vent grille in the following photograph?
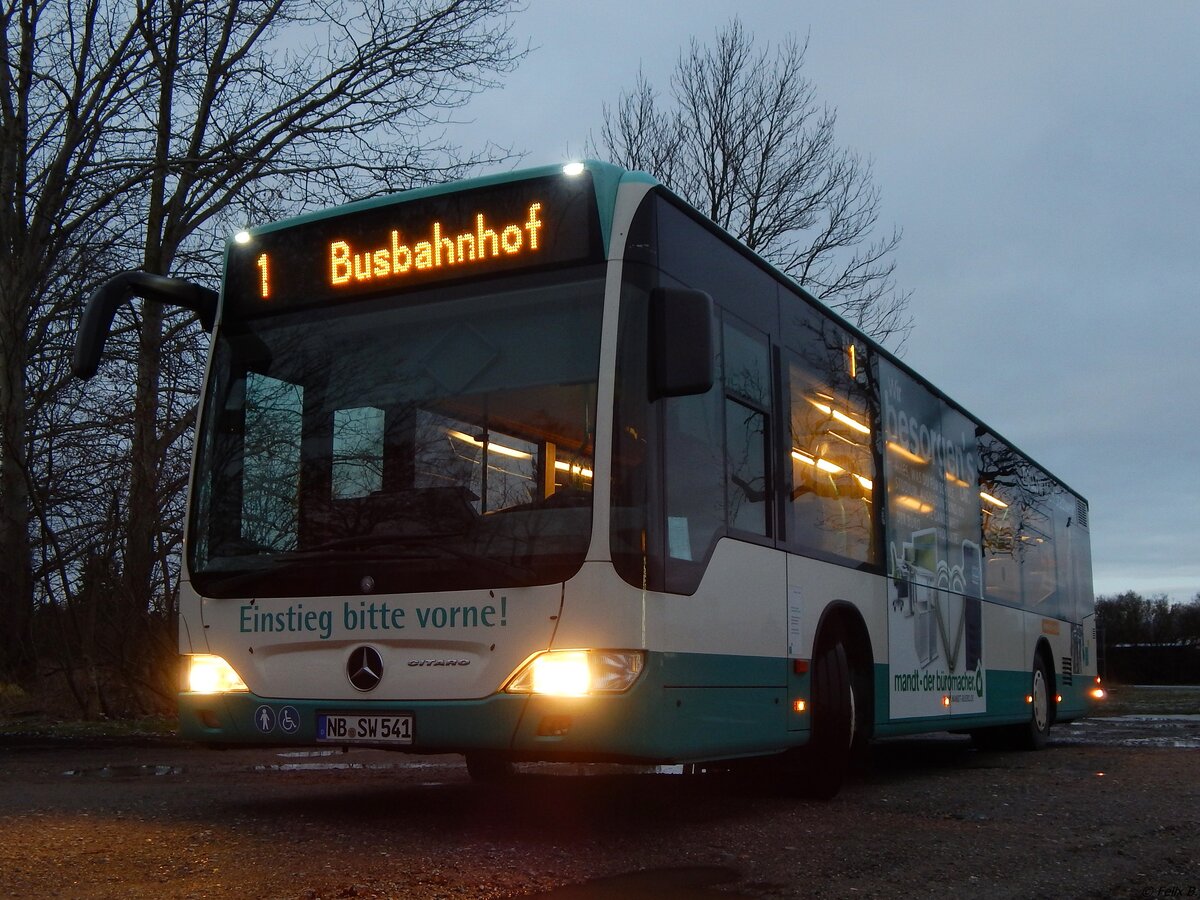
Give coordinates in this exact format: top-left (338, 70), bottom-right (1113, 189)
top-left (1061, 656), bottom-right (1074, 686)
top-left (1075, 498), bottom-right (1090, 528)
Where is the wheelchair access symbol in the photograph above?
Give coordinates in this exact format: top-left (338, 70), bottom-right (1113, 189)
top-left (254, 705), bottom-right (300, 735)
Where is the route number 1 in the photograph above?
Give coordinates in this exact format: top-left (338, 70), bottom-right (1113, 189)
top-left (256, 252), bottom-right (271, 299)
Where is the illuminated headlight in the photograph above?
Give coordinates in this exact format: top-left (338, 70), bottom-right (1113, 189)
top-left (505, 650), bottom-right (644, 696)
top-left (185, 654), bottom-right (249, 694)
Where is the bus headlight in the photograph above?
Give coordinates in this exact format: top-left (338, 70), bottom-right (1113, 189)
top-left (505, 650), bottom-right (644, 696)
top-left (185, 654), bottom-right (249, 694)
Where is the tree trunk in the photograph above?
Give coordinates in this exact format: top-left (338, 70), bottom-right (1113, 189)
top-left (0, 317), bottom-right (34, 677)
top-left (121, 299), bottom-right (164, 662)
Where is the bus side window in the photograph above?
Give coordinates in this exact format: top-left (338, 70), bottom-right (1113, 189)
top-left (787, 352), bottom-right (876, 565)
top-left (663, 392), bottom-right (725, 569)
top-left (980, 480), bottom-right (1021, 607)
top-left (979, 433), bottom-right (1061, 615)
top-left (723, 318), bottom-right (771, 537)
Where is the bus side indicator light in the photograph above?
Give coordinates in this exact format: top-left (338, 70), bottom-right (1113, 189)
top-left (792, 700), bottom-right (807, 713)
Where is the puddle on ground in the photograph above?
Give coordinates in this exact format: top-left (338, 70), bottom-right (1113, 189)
top-left (524, 866), bottom-right (747, 899)
top-left (255, 753), bottom-right (453, 774)
top-left (63, 764), bottom-right (184, 779)
top-left (277, 750), bottom-right (344, 758)
top-left (253, 761), bottom-right (405, 773)
top-left (1057, 715), bottom-right (1200, 749)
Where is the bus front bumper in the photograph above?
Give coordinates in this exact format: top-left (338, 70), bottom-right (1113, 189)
top-left (179, 672), bottom-right (798, 764)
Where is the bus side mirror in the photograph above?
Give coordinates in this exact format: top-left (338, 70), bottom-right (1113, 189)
top-left (73, 271), bottom-right (218, 379)
top-left (649, 287), bottom-right (715, 398)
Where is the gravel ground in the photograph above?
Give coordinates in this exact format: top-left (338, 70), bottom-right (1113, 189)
top-left (0, 715), bottom-right (1196, 899)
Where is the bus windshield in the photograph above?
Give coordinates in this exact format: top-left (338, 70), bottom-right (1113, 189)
top-left (188, 266), bottom-right (605, 598)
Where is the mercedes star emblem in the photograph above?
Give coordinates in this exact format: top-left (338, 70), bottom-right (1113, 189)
top-left (347, 645), bottom-right (384, 692)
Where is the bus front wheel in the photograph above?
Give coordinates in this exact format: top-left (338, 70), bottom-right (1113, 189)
top-left (785, 635), bottom-right (853, 800)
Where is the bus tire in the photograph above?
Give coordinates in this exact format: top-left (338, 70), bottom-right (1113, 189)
top-left (786, 636), bottom-right (853, 800)
top-left (465, 752), bottom-right (515, 782)
top-left (1018, 654), bottom-right (1054, 751)
top-left (971, 655), bottom-right (1055, 751)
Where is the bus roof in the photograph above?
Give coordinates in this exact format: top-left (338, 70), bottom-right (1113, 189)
top-left (233, 160), bottom-right (659, 257)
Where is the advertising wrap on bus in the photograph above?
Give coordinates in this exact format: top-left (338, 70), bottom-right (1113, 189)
top-left (880, 357), bottom-right (986, 718)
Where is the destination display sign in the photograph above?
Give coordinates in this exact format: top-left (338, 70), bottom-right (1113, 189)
top-left (223, 173), bottom-right (602, 316)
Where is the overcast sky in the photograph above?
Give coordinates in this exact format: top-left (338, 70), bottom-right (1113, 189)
top-left (450, 0), bottom-right (1199, 602)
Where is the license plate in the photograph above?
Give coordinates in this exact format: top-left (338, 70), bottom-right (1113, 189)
top-left (317, 713), bottom-right (413, 745)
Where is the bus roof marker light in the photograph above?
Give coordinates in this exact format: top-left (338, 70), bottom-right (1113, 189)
top-left (562, 161), bottom-right (586, 177)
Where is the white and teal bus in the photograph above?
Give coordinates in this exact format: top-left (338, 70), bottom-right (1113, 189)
top-left (75, 161), bottom-right (1101, 797)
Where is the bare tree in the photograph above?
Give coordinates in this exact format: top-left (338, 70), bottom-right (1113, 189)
top-left (593, 19), bottom-right (911, 347)
top-left (1, 0), bottom-right (523, 698)
top-left (1, 0), bottom-right (157, 677)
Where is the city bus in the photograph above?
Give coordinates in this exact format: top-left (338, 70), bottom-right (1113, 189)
top-left (73, 160), bottom-right (1100, 798)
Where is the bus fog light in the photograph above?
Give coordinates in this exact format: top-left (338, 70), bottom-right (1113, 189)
top-left (505, 650), bottom-right (645, 696)
top-left (537, 715), bottom-right (572, 736)
top-left (186, 654), bottom-right (249, 694)
top-left (198, 710), bottom-right (222, 728)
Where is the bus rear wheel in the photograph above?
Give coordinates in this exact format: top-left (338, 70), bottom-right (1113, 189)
top-left (971, 654), bottom-right (1054, 751)
top-left (1018, 655), bottom-right (1054, 750)
top-left (785, 635), bottom-right (853, 800)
